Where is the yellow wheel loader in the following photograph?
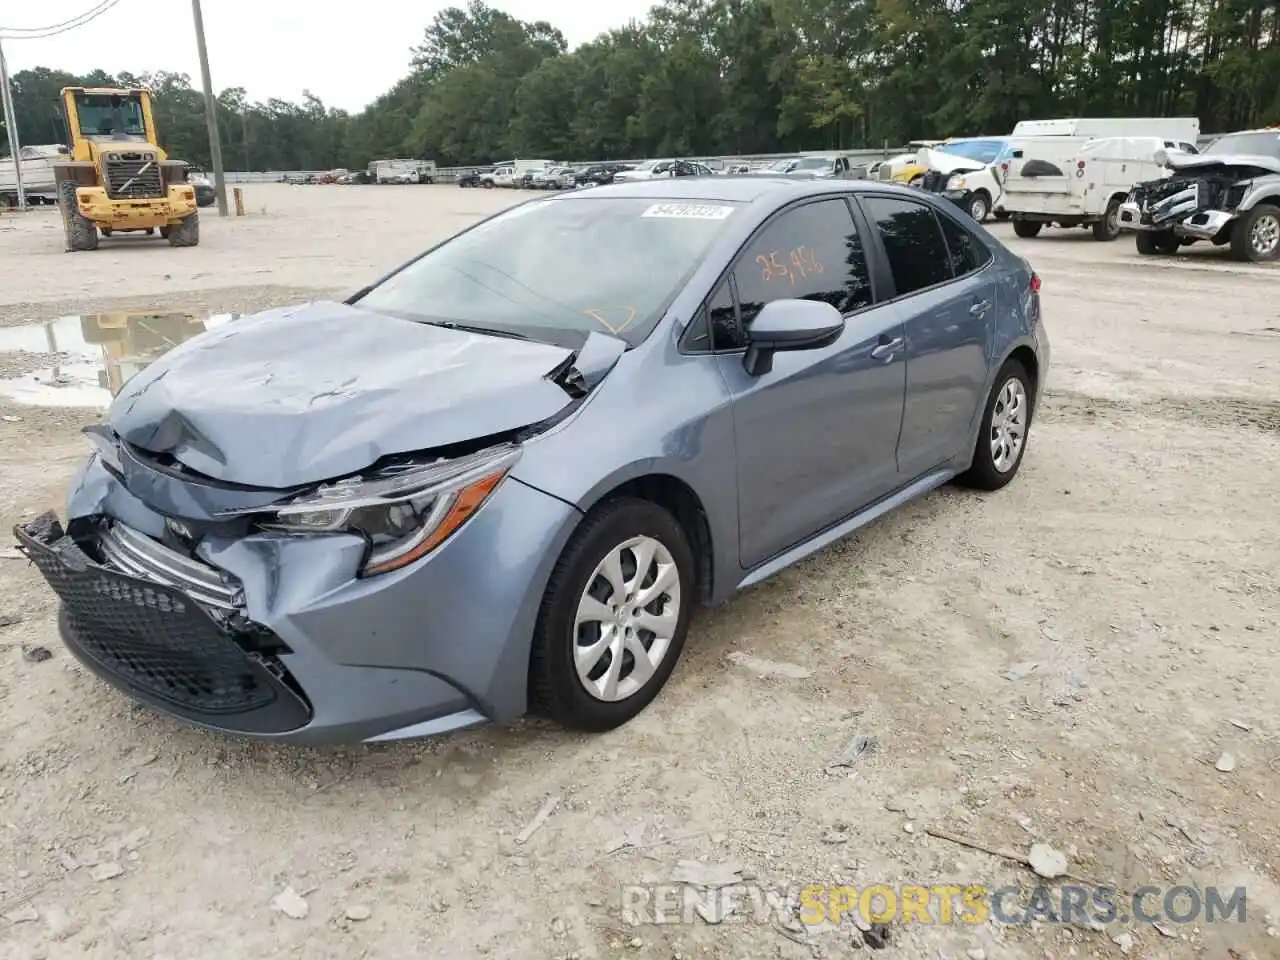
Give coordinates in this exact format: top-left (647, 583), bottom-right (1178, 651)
top-left (53, 86), bottom-right (200, 252)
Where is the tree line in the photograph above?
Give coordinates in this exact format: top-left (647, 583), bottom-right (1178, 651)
top-left (6, 0), bottom-right (1278, 171)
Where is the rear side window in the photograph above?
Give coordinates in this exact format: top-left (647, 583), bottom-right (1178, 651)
top-left (861, 196), bottom-right (951, 296)
top-left (936, 213), bottom-right (993, 278)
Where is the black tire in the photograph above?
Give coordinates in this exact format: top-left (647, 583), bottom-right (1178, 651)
top-left (1135, 230), bottom-right (1179, 255)
top-left (968, 191), bottom-right (991, 222)
top-left (529, 498), bottom-right (696, 732)
top-left (482, 180), bottom-right (493, 189)
top-left (167, 213), bottom-right (199, 247)
top-left (1092, 197), bottom-right (1123, 241)
top-left (1012, 219), bottom-right (1042, 239)
top-left (1229, 204), bottom-right (1280, 263)
top-left (956, 358), bottom-right (1033, 491)
top-left (58, 180), bottom-right (99, 252)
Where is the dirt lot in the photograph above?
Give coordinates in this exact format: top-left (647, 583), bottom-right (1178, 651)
top-left (0, 184), bottom-right (1277, 960)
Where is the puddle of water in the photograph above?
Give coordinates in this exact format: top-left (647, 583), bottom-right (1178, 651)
top-left (0, 311), bottom-right (238, 409)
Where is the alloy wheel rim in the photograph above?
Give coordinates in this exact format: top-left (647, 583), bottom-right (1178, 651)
top-left (1251, 214), bottom-right (1279, 257)
top-left (971, 197), bottom-right (988, 220)
top-left (574, 536), bottom-right (681, 702)
top-left (989, 377), bottom-right (1027, 473)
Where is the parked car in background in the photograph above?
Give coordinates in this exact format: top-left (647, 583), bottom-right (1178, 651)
top-left (187, 167), bottom-right (216, 207)
top-left (456, 168), bottom-right (489, 188)
top-left (613, 159), bottom-right (674, 182)
top-left (1120, 127), bottom-right (1280, 262)
top-left (782, 154), bottom-right (857, 180)
top-left (531, 167), bottom-right (576, 190)
top-left (14, 176), bottom-right (1046, 745)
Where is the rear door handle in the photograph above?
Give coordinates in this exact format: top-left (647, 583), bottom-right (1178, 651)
top-left (870, 336), bottom-right (904, 361)
top-left (969, 299), bottom-right (992, 317)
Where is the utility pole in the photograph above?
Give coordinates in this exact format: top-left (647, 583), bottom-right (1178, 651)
top-left (0, 37), bottom-right (28, 212)
top-left (190, 0), bottom-right (228, 216)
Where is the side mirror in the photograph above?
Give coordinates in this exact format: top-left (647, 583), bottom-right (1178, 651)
top-left (743, 299), bottom-right (845, 376)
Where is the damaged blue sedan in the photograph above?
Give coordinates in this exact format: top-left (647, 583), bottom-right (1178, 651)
top-left (16, 177), bottom-right (1048, 744)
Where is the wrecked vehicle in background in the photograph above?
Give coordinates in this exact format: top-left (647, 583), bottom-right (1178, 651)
top-left (1118, 128), bottom-right (1280, 262)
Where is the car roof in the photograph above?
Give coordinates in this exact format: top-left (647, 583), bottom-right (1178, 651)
top-left (562, 176), bottom-right (928, 205)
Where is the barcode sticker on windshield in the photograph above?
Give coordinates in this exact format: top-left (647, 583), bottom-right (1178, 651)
top-left (641, 203), bottom-right (736, 220)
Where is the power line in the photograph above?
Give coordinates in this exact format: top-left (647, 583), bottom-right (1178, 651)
top-left (0, 0), bottom-right (122, 40)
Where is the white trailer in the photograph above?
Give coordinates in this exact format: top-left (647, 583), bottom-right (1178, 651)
top-left (369, 159), bottom-right (436, 184)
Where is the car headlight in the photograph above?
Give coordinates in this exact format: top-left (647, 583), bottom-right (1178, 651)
top-left (947, 175), bottom-right (966, 190)
top-left (262, 444), bottom-right (520, 576)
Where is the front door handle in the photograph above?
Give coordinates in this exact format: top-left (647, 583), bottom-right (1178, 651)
top-left (870, 336), bottom-right (904, 361)
top-left (969, 299), bottom-right (992, 317)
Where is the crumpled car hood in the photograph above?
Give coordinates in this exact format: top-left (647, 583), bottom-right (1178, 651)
top-left (917, 148), bottom-right (986, 175)
top-left (108, 301), bottom-right (578, 489)
top-left (1165, 153), bottom-right (1280, 176)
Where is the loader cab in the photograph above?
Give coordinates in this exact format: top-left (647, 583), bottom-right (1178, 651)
top-left (60, 87), bottom-right (160, 162)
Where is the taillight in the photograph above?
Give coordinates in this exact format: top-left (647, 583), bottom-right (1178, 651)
top-left (1076, 160), bottom-right (1086, 170)
top-left (1030, 272), bottom-right (1041, 294)
top-left (1000, 162), bottom-right (1010, 174)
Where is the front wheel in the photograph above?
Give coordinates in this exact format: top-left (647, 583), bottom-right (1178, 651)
top-left (968, 191), bottom-right (991, 222)
top-left (956, 358), bottom-right (1033, 491)
top-left (1136, 230), bottom-right (1179, 255)
top-left (58, 181), bottom-right (99, 252)
top-left (1230, 204), bottom-right (1280, 263)
top-left (529, 498), bottom-right (695, 732)
top-left (167, 213), bottom-right (199, 247)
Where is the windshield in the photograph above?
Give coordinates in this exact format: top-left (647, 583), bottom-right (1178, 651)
top-left (1204, 132), bottom-right (1280, 159)
top-left (938, 139), bottom-right (1008, 164)
top-left (355, 197), bottom-right (741, 349)
top-left (768, 158), bottom-right (800, 172)
top-left (792, 157), bottom-right (833, 171)
top-left (75, 93), bottom-right (146, 138)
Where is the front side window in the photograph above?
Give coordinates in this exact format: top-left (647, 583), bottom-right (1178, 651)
top-left (861, 196), bottom-right (952, 296)
top-left (356, 197), bottom-right (741, 349)
top-left (714, 198), bottom-right (874, 350)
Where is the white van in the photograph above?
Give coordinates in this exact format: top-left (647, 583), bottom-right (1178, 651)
top-left (1002, 134), bottom-right (1200, 240)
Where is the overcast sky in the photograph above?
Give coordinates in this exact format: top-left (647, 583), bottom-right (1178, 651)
top-left (2, 0), bottom-right (656, 112)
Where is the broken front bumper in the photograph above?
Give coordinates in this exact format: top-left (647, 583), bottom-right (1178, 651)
top-left (1118, 182), bottom-right (1237, 241)
top-left (15, 451), bottom-right (580, 744)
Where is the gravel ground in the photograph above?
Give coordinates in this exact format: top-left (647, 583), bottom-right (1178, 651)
top-left (0, 184), bottom-right (1277, 960)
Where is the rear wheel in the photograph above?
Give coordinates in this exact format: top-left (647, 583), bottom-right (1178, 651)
top-left (1229, 204), bottom-right (1280, 263)
top-left (1135, 230), bottom-right (1179, 255)
top-left (167, 213), bottom-right (199, 247)
top-left (1012, 219), bottom-right (1042, 239)
top-left (1092, 198), bottom-right (1123, 241)
top-left (529, 498), bottom-right (695, 732)
top-left (58, 181), bottom-right (99, 252)
top-left (956, 358), bottom-right (1033, 491)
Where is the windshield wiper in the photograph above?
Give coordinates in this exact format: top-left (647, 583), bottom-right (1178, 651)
top-left (425, 320), bottom-right (531, 341)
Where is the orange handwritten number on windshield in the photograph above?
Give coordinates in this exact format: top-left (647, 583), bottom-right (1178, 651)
top-left (756, 247), bottom-right (824, 285)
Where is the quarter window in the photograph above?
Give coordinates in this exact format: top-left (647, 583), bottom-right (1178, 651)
top-left (936, 212), bottom-right (993, 278)
top-left (862, 196), bottom-right (952, 296)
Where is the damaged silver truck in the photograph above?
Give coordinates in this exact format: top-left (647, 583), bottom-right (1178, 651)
top-left (1118, 128), bottom-right (1280, 262)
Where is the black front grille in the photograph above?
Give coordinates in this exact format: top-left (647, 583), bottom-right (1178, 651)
top-left (920, 170), bottom-right (949, 193)
top-left (15, 514), bottom-right (311, 733)
top-left (104, 153), bottom-right (164, 199)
